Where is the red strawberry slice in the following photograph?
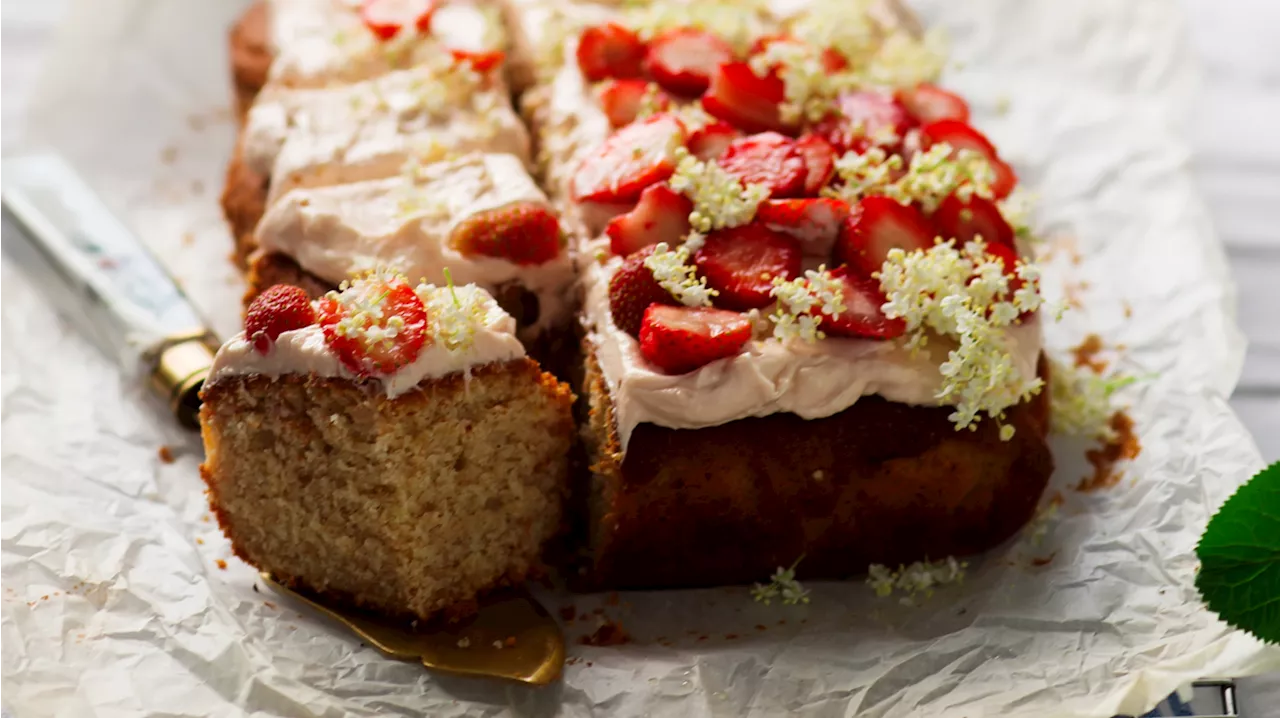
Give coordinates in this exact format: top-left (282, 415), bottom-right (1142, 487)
top-left (605, 183), bottom-right (693, 256)
top-left (687, 121), bottom-right (741, 161)
top-left (717, 132), bottom-right (807, 198)
top-left (755, 198), bottom-right (849, 253)
top-left (702, 62), bottom-right (790, 134)
top-left (920, 120), bottom-right (1017, 198)
top-left (692, 223), bottom-right (802, 310)
top-left (835, 196), bottom-right (939, 277)
top-left (811, 91), bottom-right (913, 153)
top-left (598, 79), bottom-right (671, 128)
top-left (639, 305), bottom-right (752, 374)
top-left (576, 23), bottom-right (646, 82)
top-left (644, 28), bottom-right (736, 96)
top-left (795, 133), bottom-right (836, 195)
top-left (818, 268), bottom-right (906, 339)
top-left (449, 48), bottom-right (505, 73)
top-left (317, 278), bottom-right (429, 376)
top-left (245, 284), bottom-right (317, 355)
top-left (894, 83), bottom-right (970, 125)
top-left (608, 246), bottom-right (677, 337)
top-left (360, 0), bottom-right (436, 41)
top-left (932, 192), bottom-right (1015, 250)
top-left (449, 202), bottom-right (563, 265)
top-left (572, 113), bottom-right (687, 203)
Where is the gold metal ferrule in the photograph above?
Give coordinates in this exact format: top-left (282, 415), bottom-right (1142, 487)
top-left (149, 333), bottom-right (218, 429)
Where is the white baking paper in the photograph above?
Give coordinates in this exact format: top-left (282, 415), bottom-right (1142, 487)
top-left (3, 0), bottom-right (1278, 716)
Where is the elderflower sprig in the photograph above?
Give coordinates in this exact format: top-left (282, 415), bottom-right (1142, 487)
top-left (643, 242), bottom-right (717, 307)
top-left (1048, 358), bottom-right (1137, 440)
top-left (751, 557), bottom-right (811, 606)
top-left (826, 143), bottom-right (995, 213)
top-left (667, 148), bottom-right (770, 233)
top-left (867, 556), bottom-right (968, 605)
top-left (749, 40), bottom-right (837, 125)
top-left (878, 240), bottom-right (1045, 438)
top-left (416, 269), bottom-right (491, 353)
top-left (769, 267), bottom-right (847, 342)
top-left (327, 267), bottom-right (410, 347)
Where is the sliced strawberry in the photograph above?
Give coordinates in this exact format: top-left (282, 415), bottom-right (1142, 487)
top-left (449, 202), bottom-right (562, 265)
top-left (811, 91), bottom-right (913, 153)
top-left (598, 79), bottom-right (670, 128)
top-left (245, 284), bottom-right (317, 355)
top-left (576, 23), bottom-right (646, 82)
top-left (932, 192), bottom-right (1015, 250)
top-left (821, 48), bottom-right (849, 73)
top-left (717, 132), bottom-right (807, 198)
top-left (687, 121), bottom-right (741, 161)
top-left (605, 184), bottom-right (693, 256)
top-left (644, 28), bottom-right (736, 96)
top-left (755, 198), bottom-right (849, 254)
top-left (702, 62), bottom-right (790, 134)
top-left (638, 305), bottom-right (752, 374)
top-left (795, 133), bottom-right (836, 195)
top-left (920, 119), bottom-right (1017, 198)
top-left (894, 83), bottom-right (970, 125)
top-left (608, 246), bottom-right (677, 337)
top-left (818, 268), bottom-right (906, 339)
top-left (835, 196), bottom-right (939, 277)
top-left (572, 113), bottom-right (687, 203)
top-left (360, 0), bottom-right (436, 41)
top-left (317, 278), bottom-right (429, 376)
top-left (449, 48), bottom-right (505, 73)
top-left (692, 223), bottom-right (802, 310)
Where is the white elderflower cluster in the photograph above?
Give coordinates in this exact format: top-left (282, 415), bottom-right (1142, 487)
top-left (1048, 358), bottom-right (1136, 439)
top-left (625, 0), bottom-right (769, 53)
top-left (998, 189), bottom-right (1039, 242)
top-left (633, 82), bottom-right (667, 122)
top-left (827, 143), bottom-right (995, 213)
top-left (643, 242), bottom-right (717, 307)
top-left (826, 146), bottom-right (904, 202)
top-left (768, 267), bottom-right (847, 342)
top-left (749, 40), bottom-right (837, 125)
top-left (751, 559), bottom-right (811, 606)
top-left (867, 556), bottom-right (967, 605)
top-left (327, 268), bottom-right (411, 348)
top-left (788, 0), bottom-right (879, 66)
top-left (861, 27), bottom-right (949, 88)
top-left (417, 270), bottom-right (491, 353)
top-left (878, 240), bottom-right (1045, 438)
top-left (667, 148), bottom-right (770, 233)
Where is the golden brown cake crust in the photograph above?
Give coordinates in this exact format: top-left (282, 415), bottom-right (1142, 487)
top-left (230, 1), bottom-right (270, 122)
top-left (220, 137), bottom-right (268, 270)
top-left (581, 349), bottom-right (1054, 590)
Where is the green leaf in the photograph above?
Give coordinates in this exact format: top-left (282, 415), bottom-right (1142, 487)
top-left (1195, 461), bottom-right (1280, 644)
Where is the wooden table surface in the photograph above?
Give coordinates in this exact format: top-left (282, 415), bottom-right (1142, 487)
top-left (2, 0), bottom-right (1276, 713)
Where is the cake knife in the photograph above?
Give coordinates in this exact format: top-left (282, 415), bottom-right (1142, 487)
top-left (1, 152), bottom-right (218, 429)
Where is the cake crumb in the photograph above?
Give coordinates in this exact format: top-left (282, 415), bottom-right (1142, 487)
top-left (1031, 553), bottom-right (1057, 567)
top-left (181, 232), bottom-right (195, 246)
top-left (559, 605), bottom-right (577, 623)
top-left (456, 637), bottom-right (471, 649)
top-left (1071, 334), bottom-right (1107, 374)
top-left (215, 559), bottom-right (227, 570)
top-left (196, 537), bottom-right (204, 545)
top-left (812, 469), bottom-right (824, 480)
top-left (1122, 300), bottom-right (1133, 318)
top-left (504, 636), bottom-right (517, 648)
top-left (492, 640), bottom-right (503, 650)
top-left (724, 633), bottom-right (738, 640)
top-left (605, 591), bottom-right (620, 606)
top-left (157, 445), bottom-right (176, 464)
top-left (160, 145), bottom-right (178, 164)
top-left (578, 619), bottom-right (631, 646)
top-left (755, 624), bottom-right (767, 631)
top-left (1076, 411), bottom-right (1141, 492)
top-left (263, 601), bottom-right (276, 609)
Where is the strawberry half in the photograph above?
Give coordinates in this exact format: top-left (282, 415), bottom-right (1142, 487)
top-left (811, 91), bottom-right (913, 154)
top-left (572, 113), bottom-right (687, 203)
top-left (702, 61), bottom-right (790, 134)
top-left (576, 23), bottom-right (646, 82)
top-left (835, 196), bottom-right (939, 277)
top-left (605, 183), bottom-right (693, 256)
top-left (360, 0), bottom-right (436, 41)
top-left (608, 246), bottom-right (677, 337)
top-left (687, 121), bottom-right (741, 161)
top-left (449, 202), bottom-right (563, 265)
top-left (755, 198), bottom-right (849, 254)
top-left (920, 119), bottom-right (1017, 198)
top-left (245, 284), bottom-right (317, 355)
top-left (818, 268), bottom-right (906, 339)
top-left (638, 305), bottom-right (752, 374)
top-left (932, 192), bottom-right (1015, 250)
top-left (894, 83), bottom-right (970, 125)
top-left (644, 28), bottom-right (736, 96)
top-left (717, 132), bottom-right (807, 198)
top-left (598, 79), bottom-right (671, 128)
top-left (692, 223), bottom-right (802, 310)
top-left (450, 48), bottom-right (505, 73)
top-left (795, 133), bottom-right (836, 195)
top-left (317, 278), bottom-right (429, 376)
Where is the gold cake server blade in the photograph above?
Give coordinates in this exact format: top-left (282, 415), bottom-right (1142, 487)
top-left (260, 574), bottom-right (564, 686)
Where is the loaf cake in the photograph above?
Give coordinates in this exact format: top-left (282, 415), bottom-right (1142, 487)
top-left (200, 274), bottom-right (575, 621)
top-left (217, 0), bottom-right (1054, 596)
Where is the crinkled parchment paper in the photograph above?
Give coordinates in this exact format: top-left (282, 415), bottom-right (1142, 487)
top-left (3, 0), bottom-right (1278, 715)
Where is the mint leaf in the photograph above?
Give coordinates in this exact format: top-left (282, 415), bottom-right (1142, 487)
top-left (1195, 462), bottom-right (1280, 644)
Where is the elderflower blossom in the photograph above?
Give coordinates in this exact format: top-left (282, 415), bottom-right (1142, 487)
top-left (326, 267), bottom-right (412, 349)
top-left (417, 271), bottom-right (492, 353)
top-left (878, 240), bottom-right (1045, 438)
top-left (998, 189), bottom-right (1039, 242)
top-left (749, 40), bottom-right (836, 125)
top-left (788, 0), bottom-right (879, 67)
top-left (867, 557), bottom-right (968, 605)
top-left (667, 148), bottom-right (770, 233)
top-left (826, 146), bottom-right (904, 202)
top-left (643, 242), bottom-right (716, 307)
top-left (633, 82), bottom-right (667, 121)
top-left (768, 267), bottom-right (847, 342)
top-left (861, 27), bottom-right (949, 88)
top-left (751, 558), bottom-right (811, 606)
top-left (1048, 358), bottom-right (1136, 440)
top-left (827, 143), bottom-right (995, 213)
top-left (624, 0), bottom-right (769, 53)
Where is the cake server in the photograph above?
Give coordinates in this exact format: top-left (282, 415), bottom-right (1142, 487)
top-left (1, 152), bottom-right (217, 429)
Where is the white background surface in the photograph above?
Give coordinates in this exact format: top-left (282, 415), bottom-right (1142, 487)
top-left (2, 0), bottom-right (1278, 715)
